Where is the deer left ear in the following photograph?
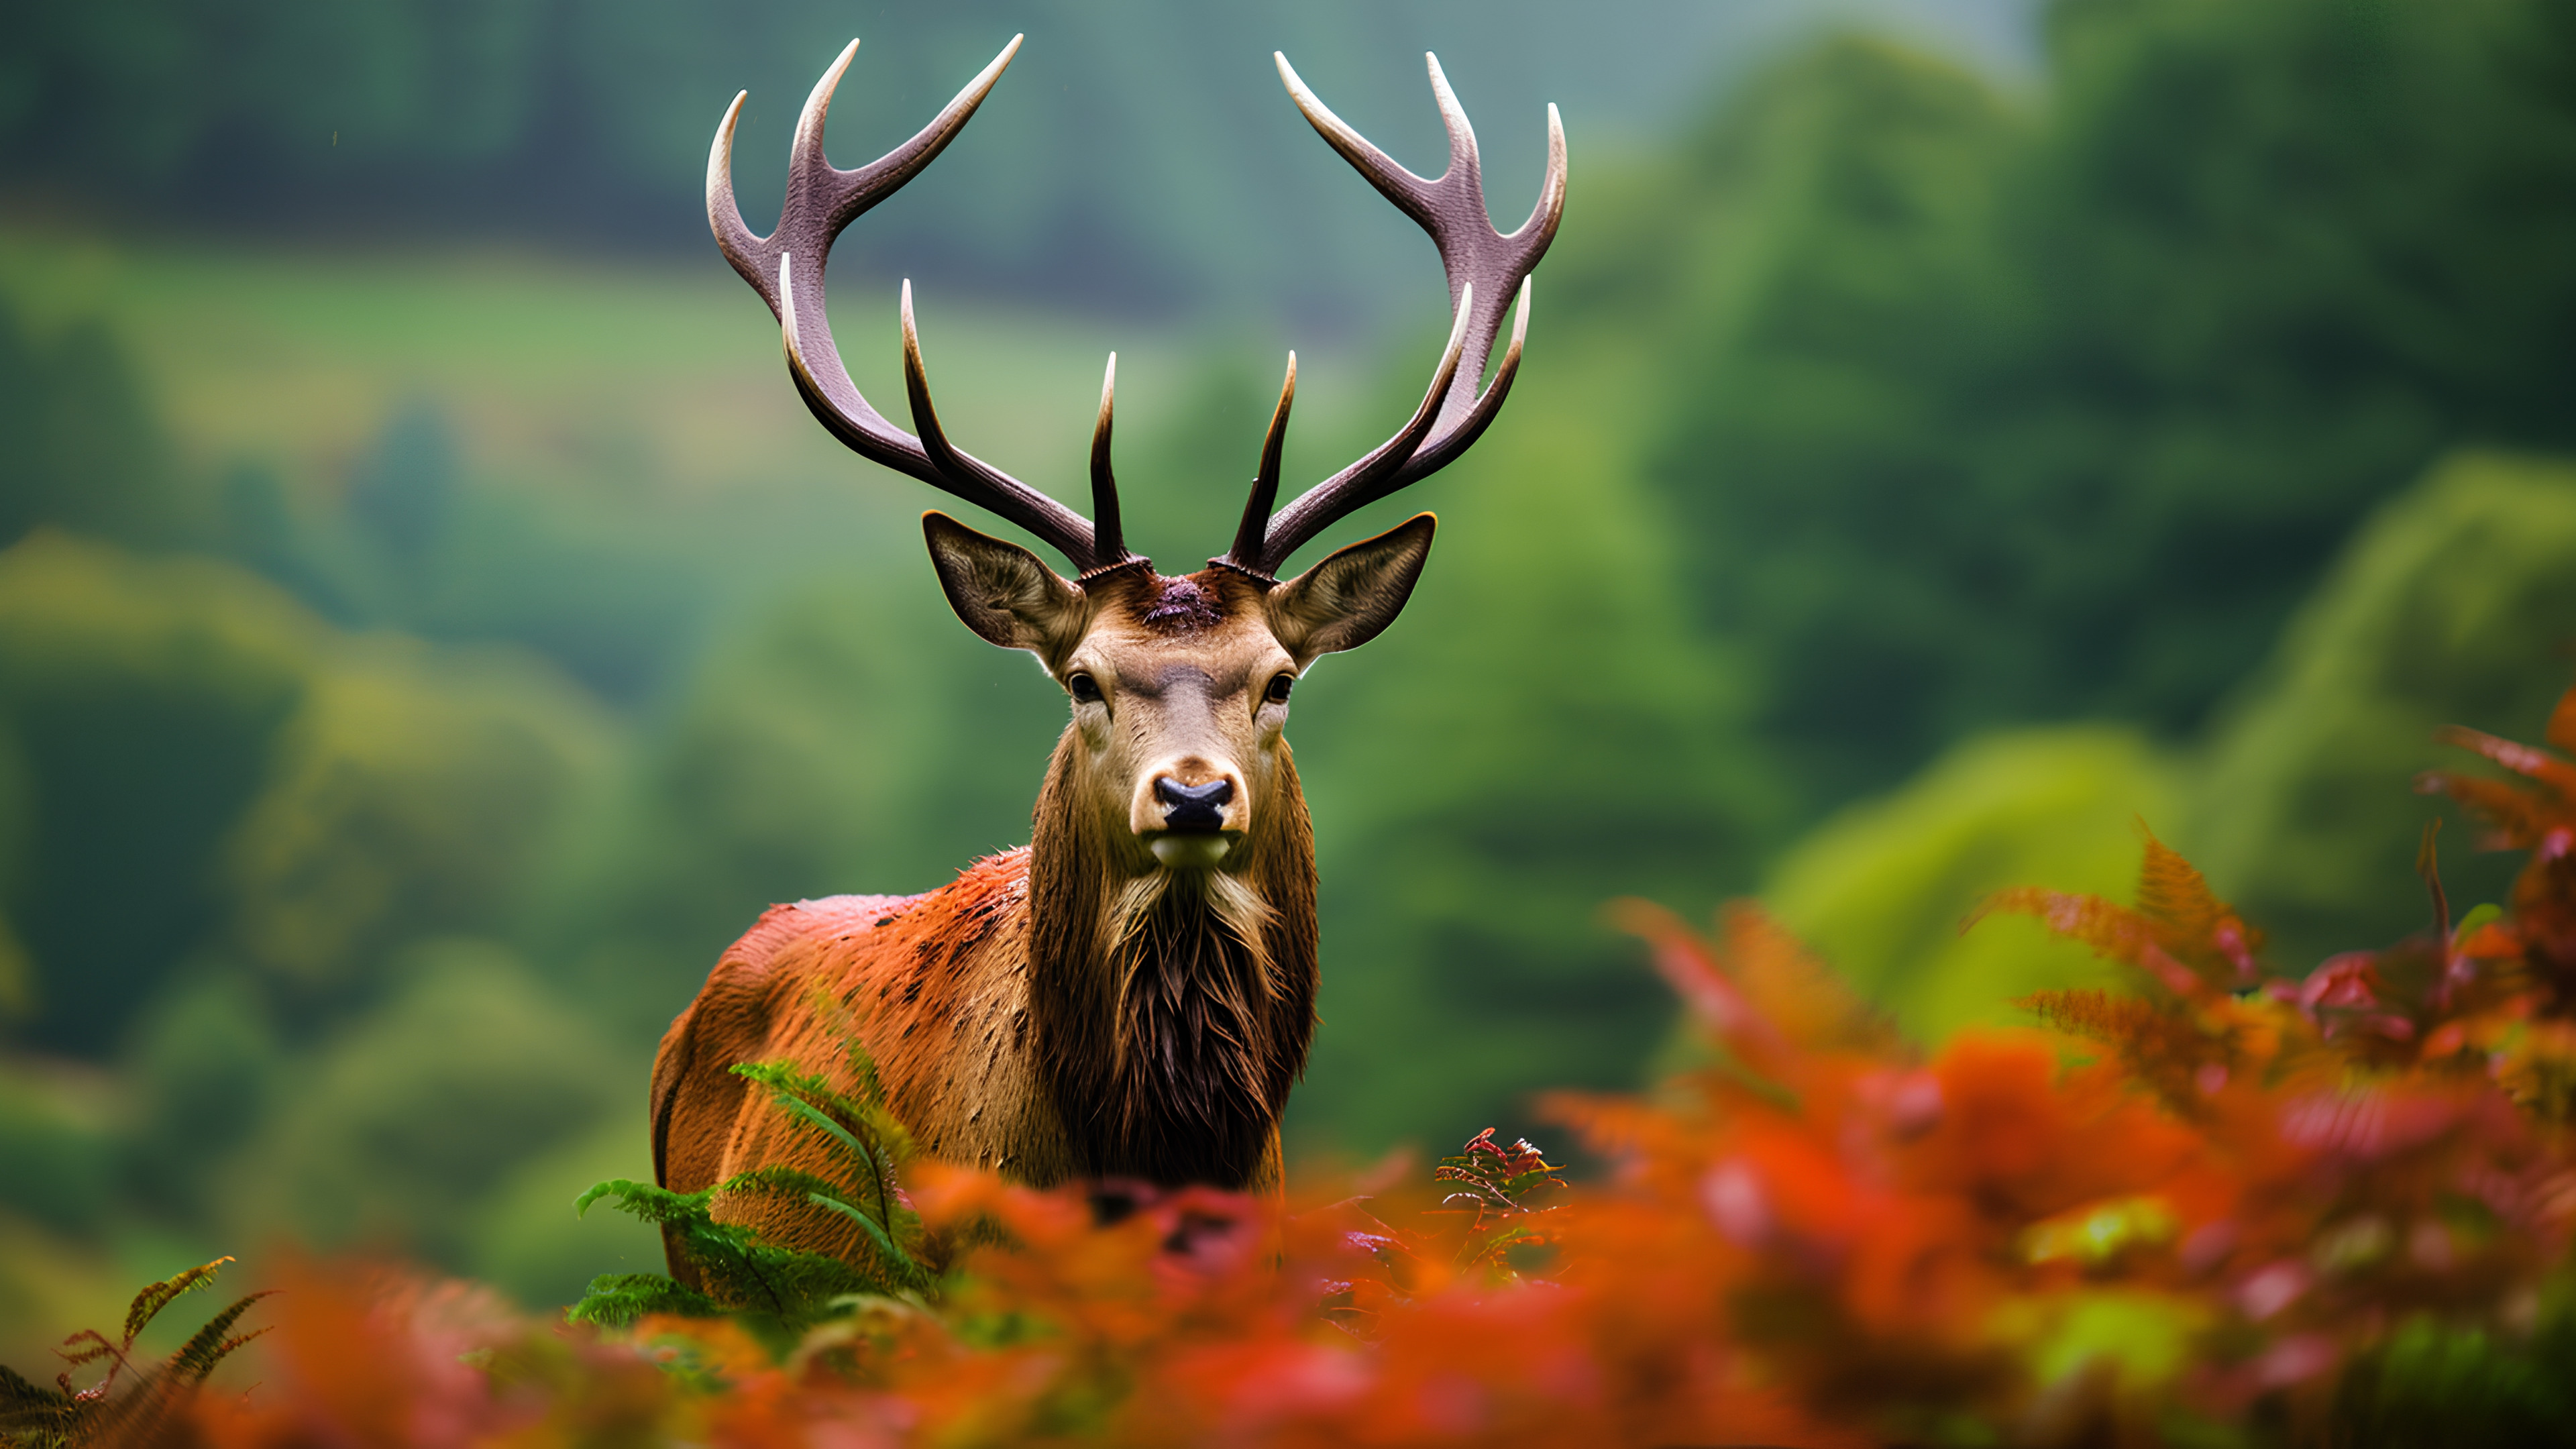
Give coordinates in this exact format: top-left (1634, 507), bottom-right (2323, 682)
top-left (924, 512), bottom-right (1091, 663)
top-left (1265, 513), bottom-right (1436, 666)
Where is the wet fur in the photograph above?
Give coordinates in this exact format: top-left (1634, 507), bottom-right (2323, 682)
top-left (1028, 733), bottom-right (1316, 1189)
top-left (650, 676), bottom-right (1318, 1279)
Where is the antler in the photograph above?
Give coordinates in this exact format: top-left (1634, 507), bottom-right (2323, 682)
top-left (710, 36), bottom-right (1140, 575)
top-left (1220, 53), bottom-right (1567, 580)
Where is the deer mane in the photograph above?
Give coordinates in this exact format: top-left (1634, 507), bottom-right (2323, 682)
top-left (1026, 732), bottom-right (1318, 1188)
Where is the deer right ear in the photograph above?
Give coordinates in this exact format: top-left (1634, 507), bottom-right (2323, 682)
top-left (1264, 513), bottom-right (1436, 666)
top-left (924, 512), bottom-right (1090, 660)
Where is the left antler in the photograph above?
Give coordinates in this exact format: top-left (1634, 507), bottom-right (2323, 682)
top-left (1220, 52), bottom-right (1568, 580)
top-left (709, 36), bottom-right (1140, 575)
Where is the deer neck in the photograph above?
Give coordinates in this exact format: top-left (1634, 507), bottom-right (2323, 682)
top-left (1024, 731), bottom-right (1319, 1188)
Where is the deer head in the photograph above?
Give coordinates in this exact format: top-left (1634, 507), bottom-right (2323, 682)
top-left (923, 509), bottom-right (1431, 877)
top-left (708, 34), bottom-right (1561, 876)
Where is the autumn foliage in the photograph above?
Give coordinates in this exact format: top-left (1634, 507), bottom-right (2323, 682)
top-left (18, 691), bottom-right (2576, 1446)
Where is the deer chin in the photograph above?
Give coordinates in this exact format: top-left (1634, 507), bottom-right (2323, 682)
top-left (1104, 861), bottom-right (1281, 1000)
top-left (1146, 830), bottom-right (1236, 869)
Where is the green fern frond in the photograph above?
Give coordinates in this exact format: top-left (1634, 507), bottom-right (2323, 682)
top-left (571, 1045), bottom-right (930, 1348)
top-left (735, 1075), bottom-right (883, 1182)
top-left (565, 1273), bottom-right (727, 1330)
top-left (168, 1295), bottom-right (274, 1387)
top-left (713, 1164), bottom-right (848, 1204)
top-left (571, 1176), bottom-right (880, 1332)
top-left (0, 1257), bottom-right (267, 1449)
top-left (576, 1177), bottom-right (710, 1225)
top-left (0, 1362), bottom-right (78, 1446)
top-left (123, 1258), bottom-right (233, 1346)
top-left (802, 1189), bottom-right (929, 1289)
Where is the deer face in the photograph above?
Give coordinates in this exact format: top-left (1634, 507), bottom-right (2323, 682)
top-left (924, 511), bottom-right (1434, 872)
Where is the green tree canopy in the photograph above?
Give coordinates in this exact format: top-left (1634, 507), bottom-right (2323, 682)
top-left (1582, 0), bottom-right (2576, 816)
top-left (2189, 451), bottom-right (2576, 966)
top-left (0, 533), bottom-right (614, 1054)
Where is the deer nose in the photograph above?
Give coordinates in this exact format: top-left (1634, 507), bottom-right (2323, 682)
top-left (1154, 776), bottom-right (1234, 830)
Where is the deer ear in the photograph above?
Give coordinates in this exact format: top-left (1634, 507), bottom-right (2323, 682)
top-left (1265, 513), bottom-right (1436, 666)
top-left (924, 512), bottom-right (1089, 660)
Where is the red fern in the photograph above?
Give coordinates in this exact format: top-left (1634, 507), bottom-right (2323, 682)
top-left (150, 685), bottom-right (2576, 1448)
top-left (2422, 701), bottom-right (2576, 1018)
top-left (1982, 829), bottom-right (2263, 1000)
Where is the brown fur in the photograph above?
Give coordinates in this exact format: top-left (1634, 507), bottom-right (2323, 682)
top-left (651, 563), bottom-right (1330, 1277)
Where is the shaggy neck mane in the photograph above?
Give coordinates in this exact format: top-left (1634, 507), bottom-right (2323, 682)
top-left (1026, 732), bottom-right (1319, 1188)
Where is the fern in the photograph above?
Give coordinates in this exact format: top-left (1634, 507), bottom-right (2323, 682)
top-left (561, 1271), bottom-right (725, 1330)
top-left (0, 1365), bottom-right (77, 1449)
top-left (2016, 986), bottom-right (2234, 1111)
top-left (567, 1177), bottom-right (870, 1337)
top-left (1428, 1128), bottom-right (1570, 1279)
top-left (569, 1042), bottom-right (927, 1340)
top-left (0, 1257), bottom-right (269, 1449)
top-left (724, 1059), bottom-right (928, 1291)
top-left (1982, 826), bottom-right (2264, 1000)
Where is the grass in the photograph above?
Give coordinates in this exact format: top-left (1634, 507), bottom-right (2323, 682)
top-left (0, 225), bottom-right (1400, 570)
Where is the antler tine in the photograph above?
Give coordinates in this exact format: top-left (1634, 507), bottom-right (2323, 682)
top-left (894, 281), bottom-right (1114, 564)
top-left (1422, 53), bottom-right (1489, 239)
top-left (1530, 102), bottom-right (1570, 246)
top-left (1239, 287), bottom-right (1475, 574)
top-left (1381, 275), bottom-right (1532, 481)
top-left (1089, 354), bottom-right (1131, 572)
top-left (707, 91), bottom-right (761, 289)
top-left (709, 37), bottom-right (1018, 310)
top-left (713, 36), bottom-right (1116, 573)
top-left (1230, 53), bottom-right (1566, 577)
top-left (1222, 354), bottom-right (1298, 571)
top-left (1273, 52), bottom-right (1444, 233)
top-left (787, 38), bottom-right (862, 195)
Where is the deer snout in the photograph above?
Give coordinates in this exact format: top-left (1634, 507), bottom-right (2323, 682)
top-left (1155, 776), bottom-right (1233, 828)
top-left (1135, 762), bottom-right (1247, 868)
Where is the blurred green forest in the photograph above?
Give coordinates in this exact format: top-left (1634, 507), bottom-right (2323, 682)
top-left (0, 0), bottom-right (2033, 317)
top-left (5, 0), bottom-right (2576, 1350)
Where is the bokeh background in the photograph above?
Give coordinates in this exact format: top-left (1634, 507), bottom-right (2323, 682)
top-left (3, 0), bottom-right (2574, 1348)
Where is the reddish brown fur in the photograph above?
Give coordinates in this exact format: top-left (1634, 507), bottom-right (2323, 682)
top-left (651, 566), bottom-right (1325, 1276)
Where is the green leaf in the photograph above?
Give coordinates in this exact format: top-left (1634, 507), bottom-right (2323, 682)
top-left (730, 1066), bottom-right (879, 1186)
top-left (714, 1165), bottom-right (848, 1205)
top-left (566, 1273), bottom-right (727, 1330)
top-left (168, 1295), bottom-right (274, 1386)
top-left (804, 1191), bottom-right (926, 1285)
top-left (576, 1178), bottom-right (715, 1226)
top-left (0, 1362), bottom-right (72, 1413)
top-left (2454, 902), bottom-right (2505, 944)
top-left (122, 1257), bottom-right (233, 1348)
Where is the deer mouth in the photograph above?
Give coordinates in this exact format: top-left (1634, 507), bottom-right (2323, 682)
top-left (1140, 773), bottom-right (1242, 866)
top-left (1146, 828), bottom-right (1237, 869)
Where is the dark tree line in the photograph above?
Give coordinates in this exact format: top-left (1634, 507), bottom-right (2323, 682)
top-left (0, 0), bottom-right (1788, 319)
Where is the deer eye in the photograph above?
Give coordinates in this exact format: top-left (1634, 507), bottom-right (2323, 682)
top-left (1068, 672), bottom-right (1104, 704)
top-left (1266, 673), bottom-right (1295, 704)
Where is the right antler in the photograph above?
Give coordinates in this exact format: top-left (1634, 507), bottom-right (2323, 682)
top-left (1219, 52), bottom-right (1568, 580)
top-left (708, 36), bottom-right (1140, 576)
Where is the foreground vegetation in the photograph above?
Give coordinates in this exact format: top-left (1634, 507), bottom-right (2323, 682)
top-left (13, 683), bottom-right (2576, 1445)
top-left (3, 0), bottom-right (2575, 1387)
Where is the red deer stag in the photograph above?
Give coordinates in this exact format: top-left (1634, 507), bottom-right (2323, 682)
top-left (652, 35), bottom-right (1564, 1274)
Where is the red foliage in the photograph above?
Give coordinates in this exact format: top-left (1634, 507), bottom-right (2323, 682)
top-left (130, 690), bottom-right (2576, 1446)
top-left (2420, 695), bottom-right (2576, 1061)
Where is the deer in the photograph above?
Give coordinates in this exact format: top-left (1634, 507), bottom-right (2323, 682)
top-left (650, 34), bottom-right (1564, 1279)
